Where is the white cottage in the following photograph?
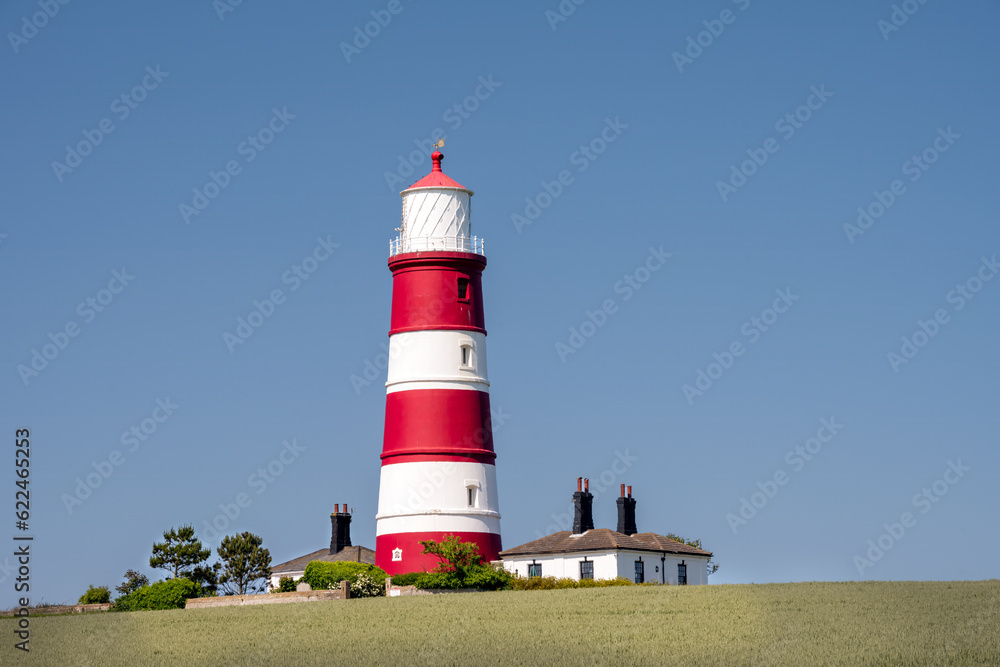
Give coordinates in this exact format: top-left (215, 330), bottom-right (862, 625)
top-left (499, 480), bottom-right (713, 585)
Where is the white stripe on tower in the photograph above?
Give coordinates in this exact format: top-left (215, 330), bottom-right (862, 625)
top-left (385, 330), bottom-right (489, 394)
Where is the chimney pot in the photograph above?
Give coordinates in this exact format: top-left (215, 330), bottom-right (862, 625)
top-left (577, 477), bottom-right (582, 492)
top-left (584, 478), bottom-right (589, 492)
top-left (620, 483), bottom-right (625, 498)
top-left (334, 504), bottom-right (339, 513)
top-left (627, 485), bottom-right (632, 498)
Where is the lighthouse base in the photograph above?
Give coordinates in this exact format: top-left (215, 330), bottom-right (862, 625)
top-left (376, 531), bottom-right (502, 576)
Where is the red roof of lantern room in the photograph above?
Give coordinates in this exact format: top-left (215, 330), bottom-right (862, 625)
top-left (403, 151), bottom-right (473, 194)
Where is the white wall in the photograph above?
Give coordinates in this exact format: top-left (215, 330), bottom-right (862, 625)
top-left (615, 550), bottom-right (710, 585)
top-left (502, 552), bottom-right (618, 581)
top-left (268, 570), bottom-right (304, 592)
top-left (502, 550), bottom-right (711, 585)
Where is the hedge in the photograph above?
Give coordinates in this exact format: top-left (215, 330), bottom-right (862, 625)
top-left (112, 578), bottom-right (203, 612)
top-left (389, 564), bottom-right (513, 591)
top-left (78, 585), bottom-right (111, 604)
top-left (301, 562), bottom-right (388, 596)
top-left (510, 576), bottom-right (636, 590)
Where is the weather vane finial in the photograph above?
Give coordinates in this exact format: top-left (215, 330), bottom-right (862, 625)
top-left (432, 138), bottom-right (445, 149)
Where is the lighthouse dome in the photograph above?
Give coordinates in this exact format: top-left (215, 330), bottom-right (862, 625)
top-left (393, 151), bottom-right (481, 256)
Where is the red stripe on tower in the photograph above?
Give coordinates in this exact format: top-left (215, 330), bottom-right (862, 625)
top-left (376, 151), bottom-right (502, 575)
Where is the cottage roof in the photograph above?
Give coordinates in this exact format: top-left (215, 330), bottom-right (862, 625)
top-left (271, 545), bottom-right (376, 574)
top-left (499, 529), bottom-right (712, 558)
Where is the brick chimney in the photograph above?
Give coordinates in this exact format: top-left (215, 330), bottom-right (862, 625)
top-left (572, 477), bottom-right (594, 534)
top-left (330, 504), bottom-right (352, 554)
top-left (616, 484), bottom-right (637, 536)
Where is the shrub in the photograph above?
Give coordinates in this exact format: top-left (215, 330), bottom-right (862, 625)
top-left (112, 578), bottom-right (202, 612)
top-left (301, 561), bottom-right (388, 593)
top-left (509, 575), bottom-right (635, 591)
top-left (397, 564), bottom-right (513, 591)
top-left (601, 577), bottom-right (638, 587)
top-left (78, 585), bottom-right (111, 604)
top-left (414, 571), bottom-right (463, 590)
top-left (464, 564), bottom-right (514, 591)
top-left (276, 577), bottom-right (297, 593)
top-left (352, 572), bottom-right (386, 598)
top-left (388, 572), bottom-right (423, 587)
top-left (419, 535), bottom-right (482, 580)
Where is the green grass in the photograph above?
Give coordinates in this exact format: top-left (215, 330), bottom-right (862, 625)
top-left (4, 581), bottom-right (998, 665)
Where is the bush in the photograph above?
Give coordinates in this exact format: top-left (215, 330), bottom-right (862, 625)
top-left (112, 578), bottom-right (202, 612)
top-left (352, 572), bottom-right (386, 598)
top-left (510, 575), bottom-right (635, 591)
top-left (301, 561), bottom-right (387, 593)
top-left (276, 577), bottom-right (297, 593)
top-left (388, 572), bottom-right (423, 587)
top-left (78, 585), bottom-right (111, 604)
top-left (389, 564), bottom-right (514, 591)
top-left (415, 571), bottom-right (464, 590)
top-left (464, 564), bottom-right (514, 591)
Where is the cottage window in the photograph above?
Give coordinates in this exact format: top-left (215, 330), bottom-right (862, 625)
top-left (678, 562), bottom-right (687, 585)
top-left (580, 560), bottom-right (594, 580)
top-left (528, 563), bottom-right (542, 578)
top-left (634, 560), bottom-right (644, 584)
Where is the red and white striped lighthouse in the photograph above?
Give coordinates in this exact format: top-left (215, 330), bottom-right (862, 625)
top-left (375, 151), bottom-right (502, 575)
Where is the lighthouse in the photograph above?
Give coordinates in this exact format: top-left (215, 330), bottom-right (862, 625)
top-left (375, 151), bottom-right (502, 575)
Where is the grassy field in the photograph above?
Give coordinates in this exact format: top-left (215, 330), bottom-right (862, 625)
top-left (3, 581), bottom-right (998, 665)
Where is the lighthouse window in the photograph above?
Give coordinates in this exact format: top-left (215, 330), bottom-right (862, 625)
top-left (467, 487), bottom-right (475, 506)
top-left (457, 277), bottom-right (470, 301)
top-left (460, 344), bottom-right (474, 370)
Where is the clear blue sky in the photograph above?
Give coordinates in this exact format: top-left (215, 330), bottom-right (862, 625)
top-left (1, 0), bottom-right (998, 605)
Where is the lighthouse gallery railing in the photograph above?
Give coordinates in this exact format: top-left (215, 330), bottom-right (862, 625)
top-left (389, 235), bottom-right (485, 257)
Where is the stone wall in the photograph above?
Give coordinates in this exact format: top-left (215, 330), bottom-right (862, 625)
top-left (186, 581), bottom-right (350, 609)
top-left (0, 603), bottom-right (112, 617)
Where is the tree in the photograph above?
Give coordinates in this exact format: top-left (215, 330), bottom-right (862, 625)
top-left (217, 532), bottom-right (272, 595)
top-left (665, 533), bottom-right (720, 576)
top-left (149, 525), bottom-right (212, 580)
top-left (78, 585), bottom-right (110, 604)
top-left (115, 569), bottom-right (149, 597)
top-left (419, 534), bottom-right (482, 580)
top-left (191, 562), bottom-right (222, 595)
